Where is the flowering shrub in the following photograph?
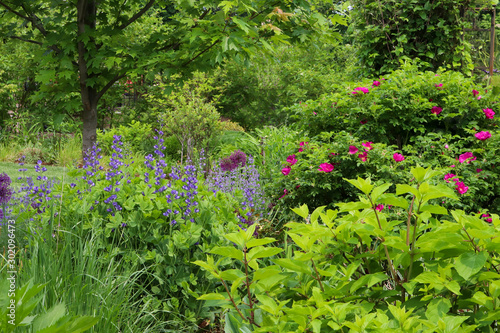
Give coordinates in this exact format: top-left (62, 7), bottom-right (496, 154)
top-left (268, 126), bottom-right (499, 222)
top-left (269, 131), bottom-right (415, 215)
top-left (289, 62), bottom-right (498, 148)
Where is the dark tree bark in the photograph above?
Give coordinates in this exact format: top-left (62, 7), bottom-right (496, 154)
top-left (77, 0), bottom-right (98, 154)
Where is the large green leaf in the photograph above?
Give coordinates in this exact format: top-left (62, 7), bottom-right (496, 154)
top-left (455, 251), bottom-right (488, 280)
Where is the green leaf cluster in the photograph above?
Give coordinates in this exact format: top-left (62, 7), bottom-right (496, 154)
top-left (195, 167), bottom-right (500, 332)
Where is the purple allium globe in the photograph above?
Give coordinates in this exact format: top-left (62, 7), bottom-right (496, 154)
top-left (229, 150), bottom-right (247, 168)
top-left (220, 157), bottom-right (235, 172)
top-left (0, 172), bottom-right (13, 205)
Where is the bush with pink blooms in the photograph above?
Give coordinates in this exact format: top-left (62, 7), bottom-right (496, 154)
top-left (269, 131), bottom-right (422, 215)
top-left (289, 61), bottom-right (497, 148)
top-left (268, 124), bottom-right (499, 220)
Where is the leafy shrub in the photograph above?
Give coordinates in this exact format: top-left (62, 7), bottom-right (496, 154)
top-left (220, 119), bottom-right (245, 132)
top-left (350, 0), bottom-right (473, 75)
top-left (148, 72), bottom-right (223, 164)
top-left (290, 61), bottom-right (498, 148)
top-left (195, 167), bottom-right (500, 332)
top-left (215, 43), bottom-right (357, 129)
top-left (97, 120), bottom-right (155, 156)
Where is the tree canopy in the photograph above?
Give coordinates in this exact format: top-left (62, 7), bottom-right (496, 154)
top-left (0, 0), bottom-right (343, 153)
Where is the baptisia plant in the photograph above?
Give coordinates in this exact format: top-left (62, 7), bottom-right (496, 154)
top-left (195, 166), bottom-right (500, 332)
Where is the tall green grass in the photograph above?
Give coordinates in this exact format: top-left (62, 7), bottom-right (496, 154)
top-left (0, 189), bottom-right (181, 332)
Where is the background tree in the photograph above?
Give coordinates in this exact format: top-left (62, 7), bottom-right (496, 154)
top-left (350, 0), bottom-right (478, 75)
top-left (0, 0), bottom-right (340, 154)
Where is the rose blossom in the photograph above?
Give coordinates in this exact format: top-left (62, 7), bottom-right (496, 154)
top-left (475, 131), bottom-right (491, 141)
top-left (318, 163), bottom-right (335, 173)
top-left (393, 153), bottom-right (405, 162)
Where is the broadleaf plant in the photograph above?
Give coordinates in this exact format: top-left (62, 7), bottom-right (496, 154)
top-left (195, 167), bottom-right (500, 332)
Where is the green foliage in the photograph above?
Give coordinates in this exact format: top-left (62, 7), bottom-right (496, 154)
top-left (52, 148), bottom-right (248, 330)
top-left (290, 61), bottom-right (498, 147)
top-left (215, 43), bottom-right (356, 129)
top-left (0, 279), bottom-right (98, 332)
top-left (0, 0), bottom-right (342, 152)
top-left (97, 120), bottom-right (155, 156)
top-left (196, 169), bottom-right (500, 332)
top-left (350, 0), bottom-right (474, 75)
top-left (150, 72), bottom-right (223, 163)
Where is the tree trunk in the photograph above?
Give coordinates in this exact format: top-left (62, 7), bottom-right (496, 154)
top-left (81, 90), bottom-right (98, 153)
top-left (77, 0), bottom-right (98, 155)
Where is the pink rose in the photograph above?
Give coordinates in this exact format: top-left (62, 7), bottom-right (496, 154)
top-left (362, 142), bottom-right (373, 151)
top-left (358, 151), bottom-right (368, 162)
top-left (459, 152), bottom-right (476, 164)
top-left (348, 145), bottom-right (359, 154)
top-left (318, 163), bottom-right (335, 173)
top-left (444, 173), bottom-right (458, 183)
top-left (455, 181), bottom-right (469, 194)
top-left (286, 155), bottom-right (297, 165)
top-left (372, 80), bottom-right (381, 87)
top-left (281, 167), bottom-right (291, 176)
top-left (475, 131), bottom-right (491, 141)
top-left (431, 106), bottom-right (442, 115)
top-left (483, 108), bottom-right (495, 119)
top-left (393, 153), bottom-right (405, 162)
top-left (375, 204), bottom-right (384, 212)
top-left (352, 87), bottom-right (369, 94)
top-left (473, 89), bottom-right (479, 97)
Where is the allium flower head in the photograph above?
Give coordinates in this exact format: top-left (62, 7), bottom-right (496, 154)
top-left (0, 172), bottom-right (13, 205)
top-left (459, 152), bottom-right (476, 164)
top-left (475, 131), bottom-right (491, 141)
top-left (431, 106), bottom-right (442, 115)
top-left (393, 153), bottom-right (405, 162)
top-left (483, 108), bottom-right (495, 119)
top-left (318, 163), bottom-right (334, 173)
top-left (220, 157), bottom-right (234, 172)
top-left (229, 150), bottom-right (247, 168)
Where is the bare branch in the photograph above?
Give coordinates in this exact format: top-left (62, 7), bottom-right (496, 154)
top-left (182, 39), bottom-right (219, 68)
top-left (97, 73), bottom-right (127, 101)
top-left (8, 36), bottom-right (42, 45)
top-left (0, 0), bottom-right (30, 20)
top-left (118, 0), bottom-right (155, 30)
